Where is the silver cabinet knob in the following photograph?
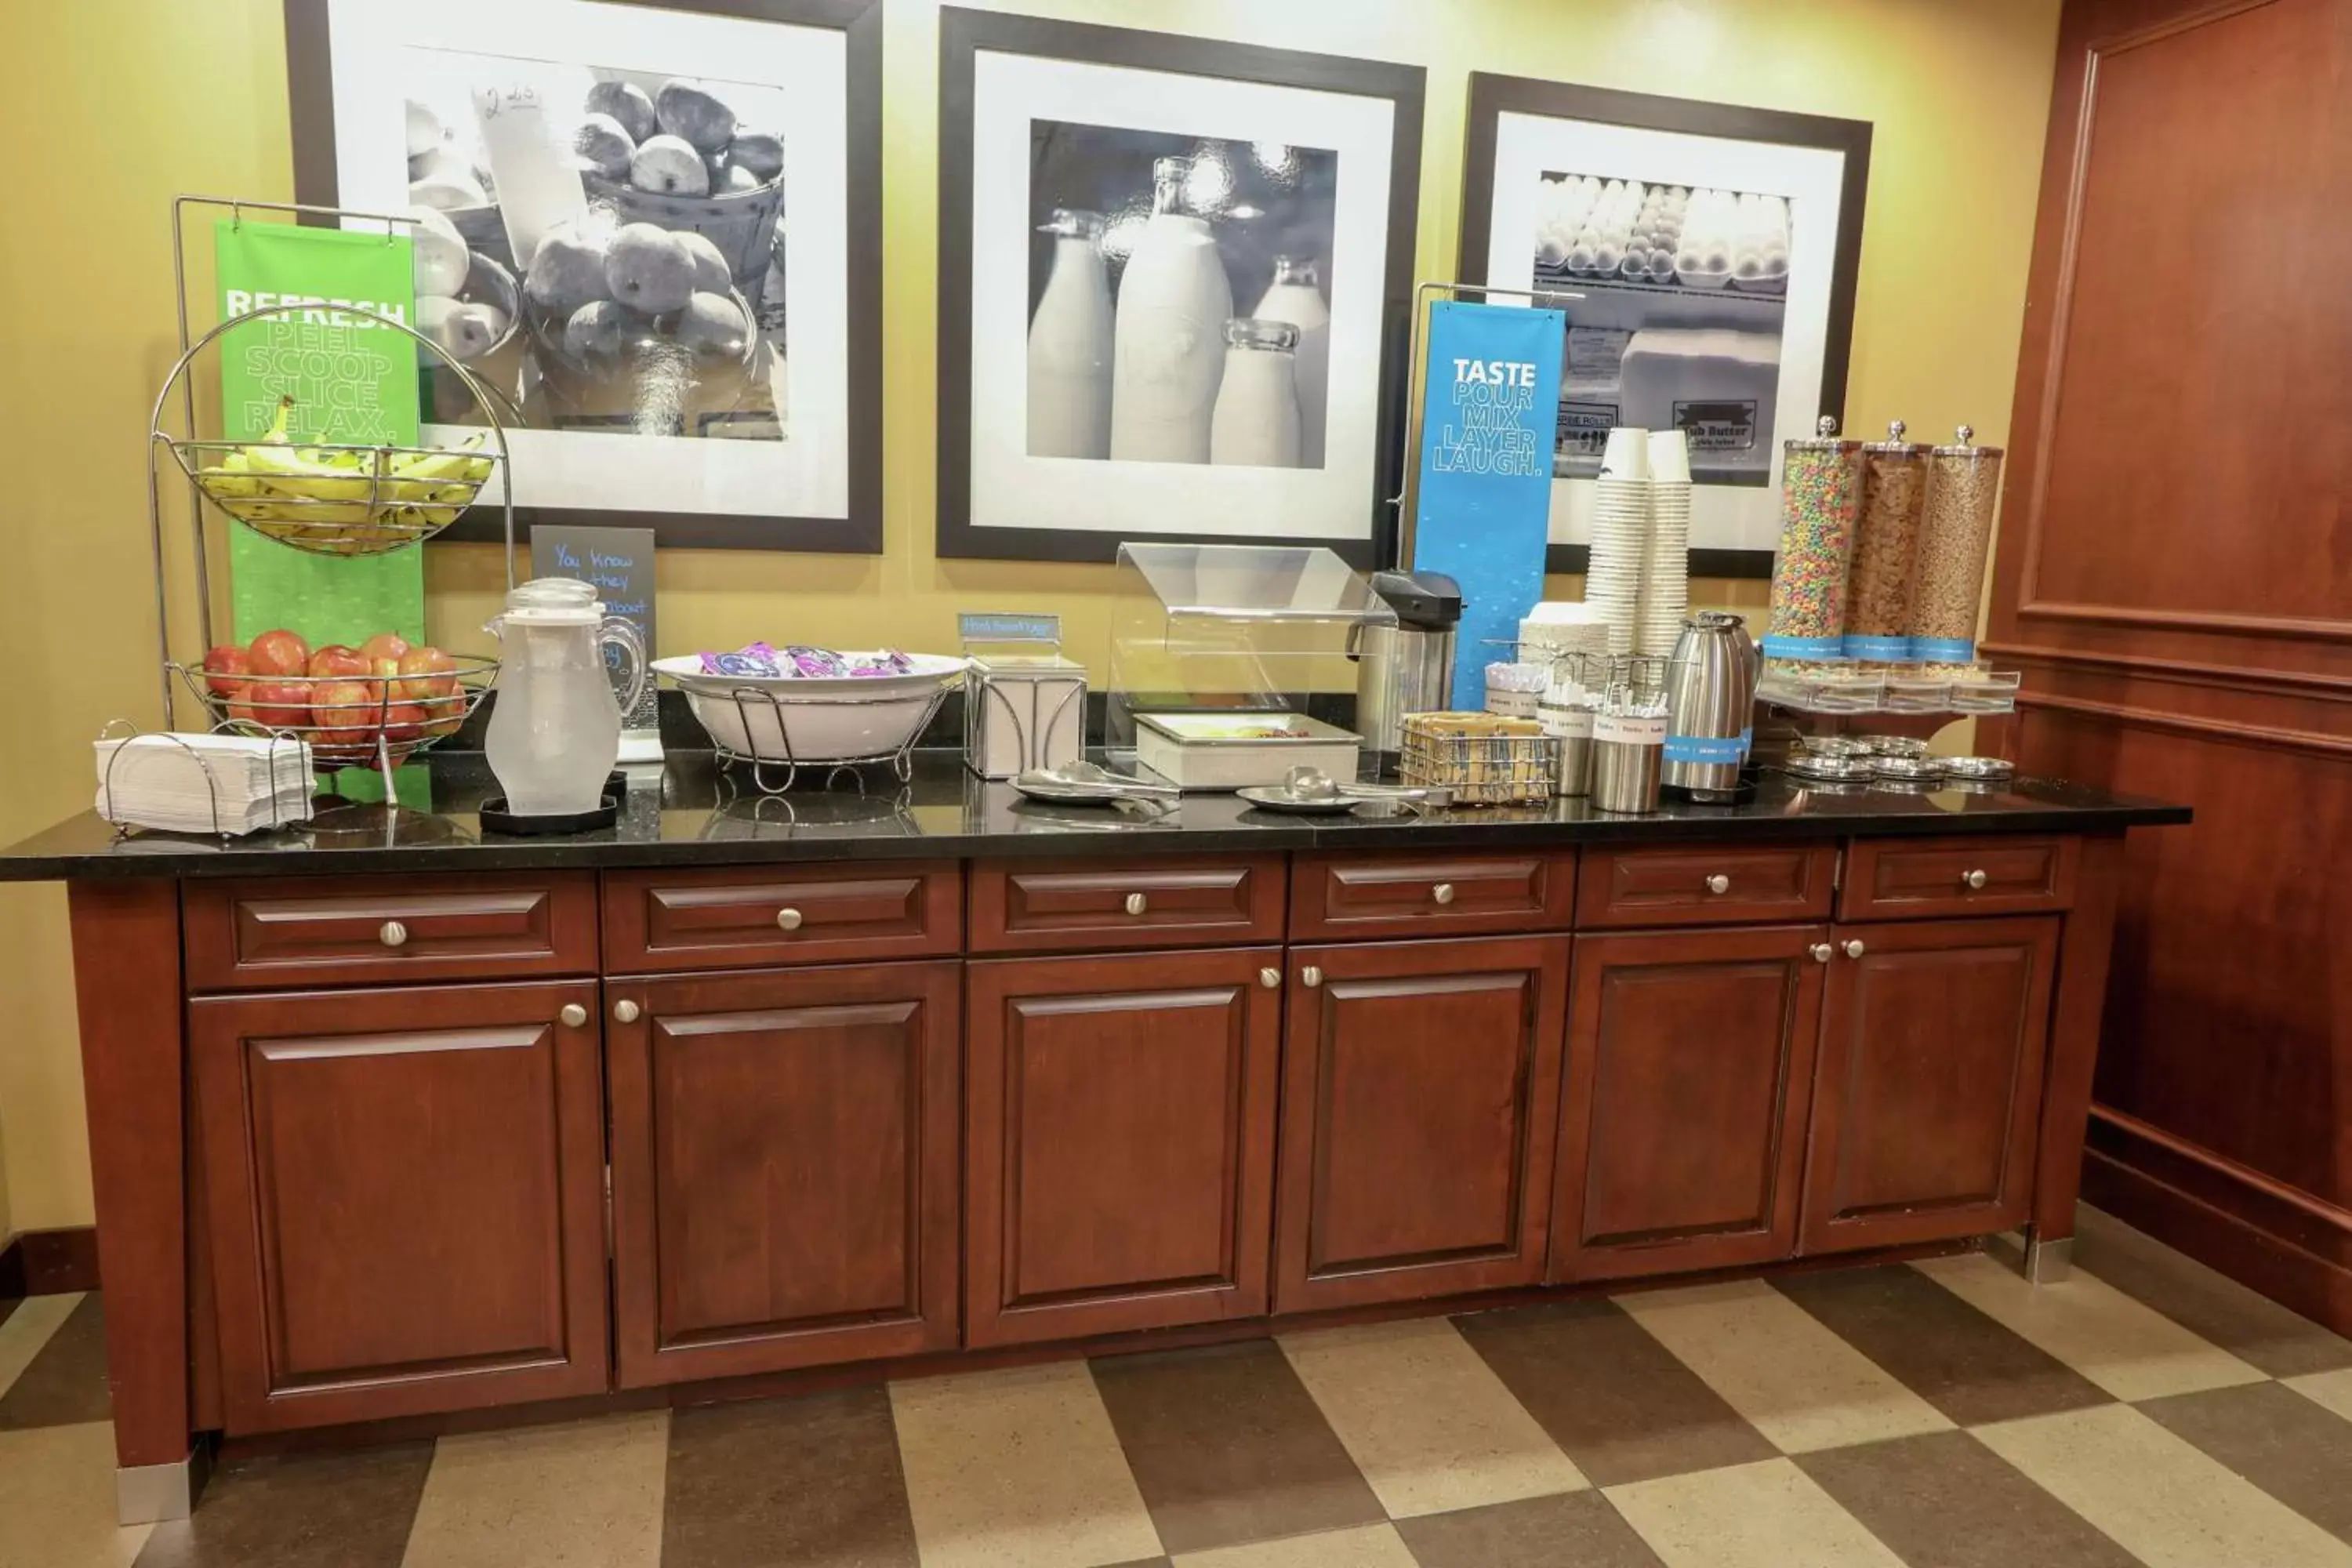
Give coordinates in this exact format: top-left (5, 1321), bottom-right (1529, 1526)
top-left (379, 920), bottom-right (408, 948)
top-left (1964, 869), bottom-right (1989, 890)
top-left (1432, 882), bottom-right (1456, 905)
top-left (1706, 873), bottom-right (1731, 895)
top-left (1258, 967), bottom-right (1280, 989)
top-left (1810, 943), bottom-right (1834, 963)
top-left (775, 907), bottom-right (804, 931)
top-left (612, 999), bottom-right (641, 1024)
top-left (1844, 939), bottom-right (1867, 959)
top-left (1301, 965), bottom-right (1323, 989)
top-left (558, 1003), bottom-right (588, 1028)
top-left (1123, 891), bottom-right (1149, 916)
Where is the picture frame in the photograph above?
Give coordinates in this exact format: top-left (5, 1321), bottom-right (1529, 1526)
top-left (283, 0), bottom-right (883, 553)
top-left (1458, 74), bottom-right (1871, 578)
top-left (936, 8), bottom-right (1425, 565)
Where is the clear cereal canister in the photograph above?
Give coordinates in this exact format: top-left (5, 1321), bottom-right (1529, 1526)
top-left (1842, 419), bottom-right (1930, 661)
top-left (1908, 425), bottom-right (2006, 664)
top-left (1762, 416), bottom-right (1864, 662)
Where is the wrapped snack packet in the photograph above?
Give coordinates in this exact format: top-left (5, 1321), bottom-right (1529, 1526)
top-left (699, 641), bottom-right (783, 677)
top-left (850, 649), bottom-right (916, 677)
top-left (781, 644), bottom-right (851, 678)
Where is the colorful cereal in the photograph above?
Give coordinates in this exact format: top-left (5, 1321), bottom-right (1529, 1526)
top-left (1763, 419), bottom-right (1864, 661)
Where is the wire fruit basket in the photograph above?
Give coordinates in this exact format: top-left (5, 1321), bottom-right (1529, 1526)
top-left (167, 655), bottom-right (500, 771)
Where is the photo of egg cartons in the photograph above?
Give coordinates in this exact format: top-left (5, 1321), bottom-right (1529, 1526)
top-left (1532, 172), bottom-right (1791, 487)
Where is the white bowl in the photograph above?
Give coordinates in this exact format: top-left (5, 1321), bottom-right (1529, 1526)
top-left (657, 652), bottom-right (965, 762)
top-left (654, 652), bottom-right (965, 700)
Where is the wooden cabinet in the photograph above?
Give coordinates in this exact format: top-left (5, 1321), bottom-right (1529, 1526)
top-left (964, 947), bottom-right (1281, 1345)
top-left (1288, 851), bottom-right (1576, 940)
top-left (1801, 917), bottom-right (2060, 1254)
top-left (1838, 837), bottom-right (2077, 922)
top-left (968, 855), bottom-right (1286, 953)
top-left (1577, 844), bottom-right (1837, 929)
top-left (1274, 935), bottom-right (1569, 1312)
top-left (1550, 926), bottom-right (1826, 1282)
top-left (602, 862), bottom-right (960, 973)
top-left (183, 872), bottom-right (598, 991)
top-left (190, 980), bottom-right (610, 1433)
top-left (605, 961), bottom-right (960, 1387)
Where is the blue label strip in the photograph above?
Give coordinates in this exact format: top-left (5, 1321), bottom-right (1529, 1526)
top-left (1761, 633), bottom-right (1846, 660)
top-left (1911, 637), bottom-right (1977, 662)
top-left (1842, 634), bottom-right (1915, 661)
top-left (1664, 733), bottom-right (1748, 766)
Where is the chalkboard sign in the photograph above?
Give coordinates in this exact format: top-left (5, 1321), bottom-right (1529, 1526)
top-left (530, 525), bottom-right (659, 737)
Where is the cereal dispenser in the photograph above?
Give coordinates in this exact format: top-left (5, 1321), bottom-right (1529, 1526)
top-left (1909, 426), bottom-right (2006, 665)
top-left (1762, 416), bottom-right (1864, 662)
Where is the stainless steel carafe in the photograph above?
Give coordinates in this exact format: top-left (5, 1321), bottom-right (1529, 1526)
top-left (1352, 570), bottom-right (1461, 763)
top-left (1661, 611), bottom-right (1761, 801)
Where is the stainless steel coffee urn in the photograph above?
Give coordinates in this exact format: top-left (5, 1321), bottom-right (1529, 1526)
top-left (1661, 612), bottom-right (1762, 802)
top-left (1352, 570), bottom-right (1462, 766)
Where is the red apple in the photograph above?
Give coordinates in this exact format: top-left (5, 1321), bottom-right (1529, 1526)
top-left (420, 694), bottom-right (466, 737)
top-left (201, 644), bottom-right (253, 698)
top-left (230, 681), bottom-right (309, 732)
top-left (308, 644), bottom-right (368, 680)
top-left (383, 702), bottom-right (428, 742)
top-left (394, 644), bottom-right (459, 700)
top-left (248, 628), bottom-right (310, 677)
top-left (359, 632), bottom-right (412, 664)
top-left (308, 679), bottom-right (383, 739)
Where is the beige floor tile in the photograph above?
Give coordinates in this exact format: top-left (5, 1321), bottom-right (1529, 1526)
top-left (0, 1422), bottom-right (151, 1568)
top-left (1605, 1456), bottom-right (1903, 1568)
top-left (399, 1410), bottom-right (667, 1568)
top-left (2288, 1367), bottom-right (2352, 1422)
top-left (1278, 1317), bottom-right (1586, 1518)
top-left (890, 1361), bottom-right (1162, 1568)
top-left (1170, 1523), bottom-right (1419, 1567)
top-left (1914, 1253), bottom-right (2267, 1402)
top-left (0, 1292), bottom-right (84, 1399)
top-left (1616, 1279), bottom-right (1951, 1454)
top-left (1973, 1403), bottom-right (2352, 1568)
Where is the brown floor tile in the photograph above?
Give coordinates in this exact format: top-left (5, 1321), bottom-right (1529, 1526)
top-left (663, 1387), bottom-right (918, 1568)
top-left (1452, 1299), bottom-right (1776, 1487)
top-left (1393, 1490), bottom-right (1665, 1567)
top-left (2074, 1205), bottom-right (2352, 1377)
top-left (1091, 1339), bottom-right (1384, 1555)
top-left (2138, 1380), bottom-right (2352, 1543)
top-left (132, 1441), bottom-right (435, 1568)
top-left (0, 1294), bottom-right (111, 1430)
top-left (1797, 1430), bottom-right (2139, 1568)
top-left (1773, 1265), bottom-right (2111, 1428)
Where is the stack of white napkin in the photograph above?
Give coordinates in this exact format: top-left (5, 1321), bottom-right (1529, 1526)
top-left (95, 733), bottom-right (314, 836)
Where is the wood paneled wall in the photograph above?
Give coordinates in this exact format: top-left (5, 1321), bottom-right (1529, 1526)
top-left (1985, 0), bottom-right (2352, 1330)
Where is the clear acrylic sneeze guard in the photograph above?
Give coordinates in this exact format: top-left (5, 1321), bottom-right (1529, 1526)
top-left (1107, 543), bottom-right (1396, 783)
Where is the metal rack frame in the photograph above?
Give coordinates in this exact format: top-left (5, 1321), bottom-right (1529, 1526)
top-left (708, 683), bottom-right (954, 795)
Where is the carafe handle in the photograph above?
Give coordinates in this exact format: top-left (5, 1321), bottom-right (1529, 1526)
top-left (601, 617), bottom-right (648, 717)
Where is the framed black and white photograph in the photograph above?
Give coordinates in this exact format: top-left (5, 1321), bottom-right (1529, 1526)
top-left (938, 9), bottom-right (1424, 564)
top-left (1459, 74), bottom-right (1871, 575)
top-left (284, 0), bottom-right (882, 551)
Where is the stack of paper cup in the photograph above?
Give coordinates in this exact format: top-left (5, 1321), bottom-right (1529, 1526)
top-left (1639, 430), bottom-right (1694, 655)
top-left (1586, 426), bottom-right (1650, 655)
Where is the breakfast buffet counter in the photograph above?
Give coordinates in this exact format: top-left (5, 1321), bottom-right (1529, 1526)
top-left (0, 752), bottom-right (2187, 1523)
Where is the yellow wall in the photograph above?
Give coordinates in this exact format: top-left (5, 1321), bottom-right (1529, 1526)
top-left (0, 0), bottom-right (2060, 1229)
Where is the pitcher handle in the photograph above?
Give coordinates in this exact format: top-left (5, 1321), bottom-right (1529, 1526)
top-left (601, 616), bottom-right (649, 716)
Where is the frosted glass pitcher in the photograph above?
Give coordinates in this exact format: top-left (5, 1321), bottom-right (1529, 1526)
top-left (483, 579), bottom-right (647, 818)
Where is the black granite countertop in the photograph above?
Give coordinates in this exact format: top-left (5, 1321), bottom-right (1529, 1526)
top-left (0, 750), bottom-right (2191, 882)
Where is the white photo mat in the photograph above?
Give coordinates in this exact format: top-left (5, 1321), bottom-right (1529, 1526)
top-left (323, 0), bottom-right (851, 522)
top-left (966, 51), bottom-right (1397, 543)
top-left (1482, 111), bottom-right (1849, 559)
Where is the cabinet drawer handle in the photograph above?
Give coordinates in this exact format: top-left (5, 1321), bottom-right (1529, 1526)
top-left (1810, 943), bottom-right (1833, 964)
top-left (775, 907), bottom-right (804, 931)
top-left (1301, 965), bottom-right (1323, 989)
top-left (1705, 873), bottom-right (1731, 895)
top-left (612, 999), bottom-right (641, 1024)
top-left (558, 1003), bottom-right (588, 1028)
top-left (1963, 869), bottom-right (1989, 890)
top-left (1844, 939), bottom-right (1867, 959)
top-left (1258, 967), bottom-right (1280, 989)
top-left (1123, 892), bottom-right (1149, 916)
top-left (378, 920), bottom-right (408, 949)
top-left (1430, 881), bottom-right (1456, 905)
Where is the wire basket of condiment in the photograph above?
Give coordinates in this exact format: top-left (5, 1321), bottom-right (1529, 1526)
top-left (1399, 711), bottom-right (1554, 805)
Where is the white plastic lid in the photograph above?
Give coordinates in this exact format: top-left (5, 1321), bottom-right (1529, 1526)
top-left (503, 577), bottom-right (604, 625)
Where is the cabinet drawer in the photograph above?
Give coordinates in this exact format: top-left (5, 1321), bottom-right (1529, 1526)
top-left (1576, 843), bottom-right (1836, 929)
top-left (184, 873), bottom-right (597, 991)
top-left (969, 855), bottom-right (1285, 953)
top-left (602, 862), bottom-right (960, 973)
top-left (1838, 837), bottom-right (2078, 921)
top-left (1290, 851), bottom-right (1575, 939)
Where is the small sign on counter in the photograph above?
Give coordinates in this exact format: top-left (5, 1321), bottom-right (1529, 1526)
top-left (530, 525), bottom-right (659, 759)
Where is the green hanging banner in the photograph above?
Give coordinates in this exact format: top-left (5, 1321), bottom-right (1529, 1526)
top-left (212, 220), bottom-right (425, 648)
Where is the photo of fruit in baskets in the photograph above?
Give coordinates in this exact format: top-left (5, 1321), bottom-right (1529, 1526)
top-left (398, 55), bottom-right (790, 442)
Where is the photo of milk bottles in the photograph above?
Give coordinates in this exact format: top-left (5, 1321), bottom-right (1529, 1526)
top-left (1025, 124), bottom-right (1338, 469)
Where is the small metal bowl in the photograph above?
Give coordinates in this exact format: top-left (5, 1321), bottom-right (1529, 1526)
top-left (1870, 754), bottom-right (1947, 782)
top-left (1802, 735), bottom-right (1876, 759)
top-left (1782, 753), bottom-right (1875, 782)
top-left (1940, 756), bottom-right (2016, 782)
top-left (1857, 735), bottom-right (1930, 759)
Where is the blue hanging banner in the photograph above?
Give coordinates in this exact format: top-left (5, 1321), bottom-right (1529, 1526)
top-left (1408, 300), bottom-right (1566, 710)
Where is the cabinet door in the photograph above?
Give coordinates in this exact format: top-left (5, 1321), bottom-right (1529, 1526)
top-left (966, 947), bottom-right (1280, 1346)
top-left (190, 980), bottom-right (608, 1433)
top-left (1275, 935), bottom-right (1569, 1312)
top-left (1550, 926), bottom-right (1825, 1283)
top-left (607, 961), bottom-right (960, 1387)
top-left (1801, 916), bottom-right (2059, 1254)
